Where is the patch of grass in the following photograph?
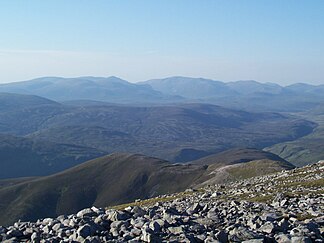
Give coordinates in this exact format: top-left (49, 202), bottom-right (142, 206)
top-left (246, 194), bottom-right (274, 204)
top-left (296, 213), bottom-right (316, 221)
top-left (283, 190), bottom-right (324, 197)
top-left (226, 160), bottom-right (290, 180)
top-left (110, 196), bottom-right (178, 210)
top-left (108, 191), bottom-right (196, 210)
top-left (278, 178), bottom-right (324, 188)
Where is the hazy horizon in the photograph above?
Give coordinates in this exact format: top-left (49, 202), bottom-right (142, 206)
top-left (0, 74), bottom-right (323, 87)
top-left (0, 0), bottom-right (323, 85)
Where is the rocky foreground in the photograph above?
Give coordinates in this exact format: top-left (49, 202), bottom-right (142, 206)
top-left (1, 161), bottom-right (323, 243)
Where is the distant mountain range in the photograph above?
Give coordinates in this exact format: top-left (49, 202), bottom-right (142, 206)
top-left (142, 77), bottom-right (324, 112)
top-left (0, 151), bottom-right (294, 226)
top-left (0, 76), bottom-right (182, 104)
top-left (0, 76), bottom-right (323, 111)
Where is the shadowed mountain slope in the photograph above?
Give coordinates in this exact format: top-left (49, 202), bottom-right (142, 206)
top-left (0, 92), bottom-right (59, 110)
top-left (0, 134), bottom-right (105, 179)
top-left (0, 92), bottom-right (66, 136)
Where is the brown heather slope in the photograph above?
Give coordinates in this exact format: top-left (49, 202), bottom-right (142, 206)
top-left (0, 150), bottom-right (294, 226)
top-left (0, 153), bottom-right (207, 226)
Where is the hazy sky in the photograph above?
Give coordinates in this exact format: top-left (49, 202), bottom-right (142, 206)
top-left (0, 0), bottom-right (323, 85)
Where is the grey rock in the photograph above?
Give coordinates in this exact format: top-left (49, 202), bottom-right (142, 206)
top-left (275, 234), bottom-right (292, 243)
top-left (259, 221), bottom-right (275, 234)
top-left (108, 210), bottom-right (131, 221)
top-left (130, 227), bottom-right (142, 236)
top-left (52, 223), bottom-right (63, 232)
top-left (229, 227), bottom-right (262, 242)
top-left (42, 218), bottom-right (54, 225)
top-left (110, 220), bottom-right (123, 230)
top-left (76, 208), bottom-right (97, 218)
top-left (131, 218), bottom-right (146, 228)
top-left (187, 202), bottom-right (201, 214)
top-left (131, 206), bottom-right (147, 217)
top-left (196, 233), bottom-right (206, 241)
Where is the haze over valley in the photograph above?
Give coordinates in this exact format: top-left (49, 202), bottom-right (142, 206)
top-left (0, 1), bottom-right (323, 242)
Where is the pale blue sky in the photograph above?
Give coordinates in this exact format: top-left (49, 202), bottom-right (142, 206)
top-left (0, 0), bottom-right (323, 84)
